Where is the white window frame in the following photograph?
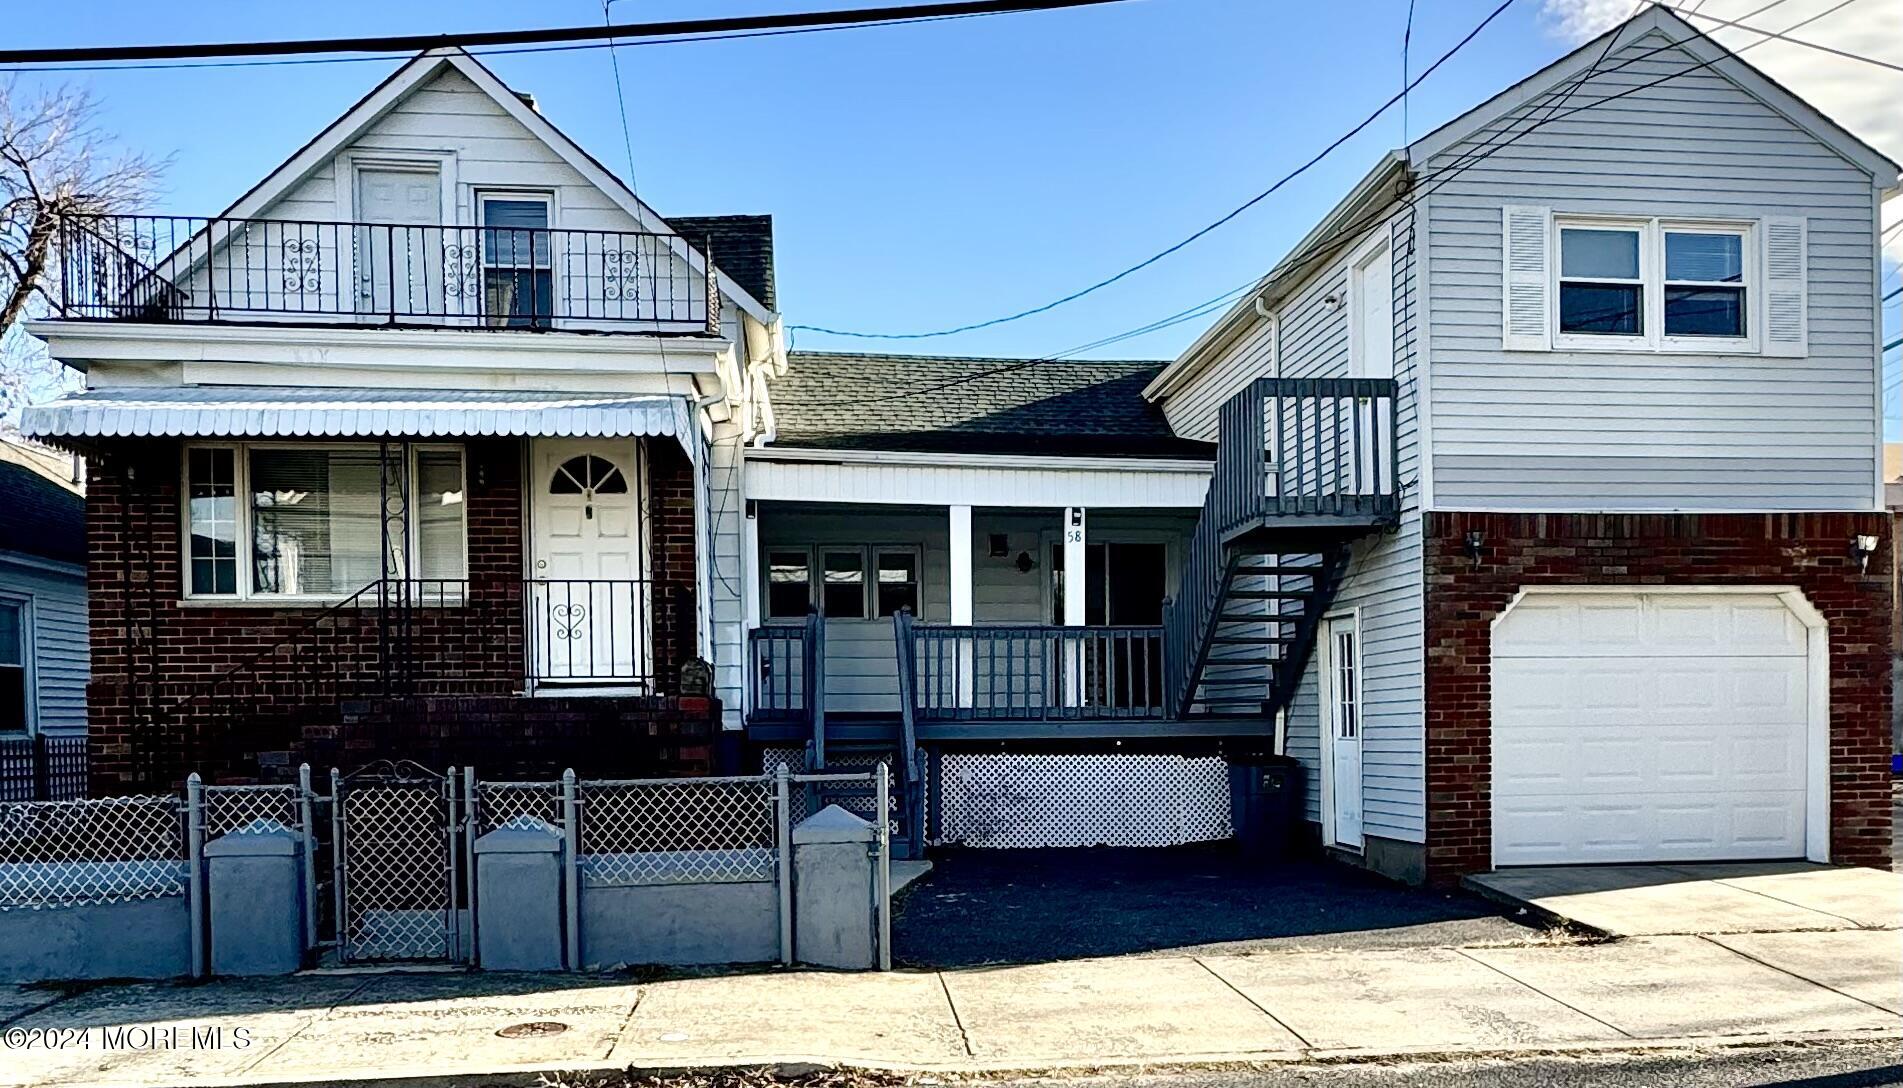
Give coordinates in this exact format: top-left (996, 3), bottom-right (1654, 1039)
top-left (0, 594), bottom-right (34, 736)
top-left (1657, 220), bottom-right (1757, 354)
top-left (180, 441), bottom-right (469, 604)
top-left (871, 546), bottom-right (925, 620)
top-left (476, 190), bottom-right (558, 321)
top-left (1552, 215), bottom-right (1757, 354)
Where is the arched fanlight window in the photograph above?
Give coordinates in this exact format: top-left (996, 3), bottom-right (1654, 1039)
top-left (549, 454), bottom-right (628, 495)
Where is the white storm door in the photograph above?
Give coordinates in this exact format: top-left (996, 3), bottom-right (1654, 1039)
top-left (1322, 614), bottom-right (1365, 849)
top-left (356, 167), bottom-right (442, 319)
top-left (530, 439), bottom-right (649, 684)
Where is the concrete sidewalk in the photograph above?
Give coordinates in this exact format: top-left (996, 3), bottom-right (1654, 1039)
top-left (1466, 863), bottom-right (1902, 937)
top-left (2, 929), bottom-right (1898, 1087)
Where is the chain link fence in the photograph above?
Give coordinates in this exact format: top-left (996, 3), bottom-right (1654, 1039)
top-left (202, 783), bottom-right (303, 838)
top-left (577, 776), bottom-right (778, 886)
top-left (474, 780), bottom-right (563, 834)
top-left (0, 796), bottom-right (187, 910)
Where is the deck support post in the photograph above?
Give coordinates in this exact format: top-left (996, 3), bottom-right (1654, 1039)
top-left (948, 505), bottom-right (973, 709)
top-left (1063, 506), bottom-right (1087, 708)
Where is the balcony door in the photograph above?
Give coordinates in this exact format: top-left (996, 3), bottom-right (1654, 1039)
top-left (356, 166), bottom-right (443, 320)
top-left (529, 438), bottom-right (650, 687)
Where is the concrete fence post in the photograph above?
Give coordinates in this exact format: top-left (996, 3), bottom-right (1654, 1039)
top-left (205, 821), bottom-right (305, 975)
top-left (792, 803), bottom-right (879, 970)
top-left (472, 819), bottom-right (564, 971)
top-left (185, 773), bottom-right (206, 979)
top-left (560, 769), bottom-right (580, 971)
top-left (296, 764), bottom-right (318, 950)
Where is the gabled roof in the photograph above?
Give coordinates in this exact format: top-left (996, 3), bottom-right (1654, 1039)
top-left (207, 47), bottom-right (775, 324)
top-left (665, 215), bottom-right (776, 310)
top-left (769, 351), bottom-right (1213, 460)
top-left (1146, 4), bottom-right (1902, 405)
top-left (0, 458), bottom-right (83, 567)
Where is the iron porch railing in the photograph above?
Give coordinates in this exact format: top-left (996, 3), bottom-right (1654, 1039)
top-left (55, 213), bottom-right (722, 333)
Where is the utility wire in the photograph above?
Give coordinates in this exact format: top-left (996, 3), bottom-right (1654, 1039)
top-left (1674, 3), bottom-right (1903, 74)
top-left (785, 0), bottom-right (1523, 340)
top-left (0, 0), bottom-right (1139, 65)
top-left (0, 12), bottom-right (997, 74)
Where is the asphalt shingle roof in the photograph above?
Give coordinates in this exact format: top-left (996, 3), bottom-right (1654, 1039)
top-left (769, 351), bottom-right (1213, 459)
top-left (0, 460), bottom-right (84, 566)
top-left (666, 214), bottom-right (775, 311)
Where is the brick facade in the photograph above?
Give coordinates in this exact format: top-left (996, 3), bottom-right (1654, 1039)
top-left (84, 435), bottom-right (706, 791)
top-left (1423, 511), bottom-right (1893, 883)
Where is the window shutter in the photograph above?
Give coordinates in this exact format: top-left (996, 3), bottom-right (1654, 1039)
top-left (1501, 205), bottom-right (1552, 351)
top-left (1761, 216), bottom-right (1807, 358)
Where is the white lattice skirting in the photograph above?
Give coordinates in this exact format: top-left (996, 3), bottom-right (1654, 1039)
top-left (936, 753), bottom-right (1233, 848)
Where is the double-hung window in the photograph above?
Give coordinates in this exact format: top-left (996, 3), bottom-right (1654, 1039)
top-left (481, 193), bottom-right (553, 327)
top-left (184, 444), bottom-right (467, 601)
top-left (1552, 216), bottom-right (1755, 351)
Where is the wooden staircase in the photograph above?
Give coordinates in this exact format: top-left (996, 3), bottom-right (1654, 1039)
top-left (1166, 378), bottom-right (1400, 722)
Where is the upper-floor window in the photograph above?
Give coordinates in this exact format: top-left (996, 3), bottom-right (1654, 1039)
top-left (481, 193), bottom-right (553, 327)
top-left (184, 443), bottom-right (466, 601)
top-left (1551, 216), bottom-right (1756, 352)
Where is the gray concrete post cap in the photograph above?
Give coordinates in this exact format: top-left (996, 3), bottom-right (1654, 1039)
top-left (474, 819), bottom-right (564, 853)
top-left (203, 821), bottom-right (302, 857)
top-left (792, 804), bottom-right (877, 845)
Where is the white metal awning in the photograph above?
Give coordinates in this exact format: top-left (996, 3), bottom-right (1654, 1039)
top-left (21, 385), bottom-right (697, 455)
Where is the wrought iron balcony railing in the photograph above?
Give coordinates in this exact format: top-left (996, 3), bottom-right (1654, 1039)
top-left (54, 213), bottom-right (722, 334)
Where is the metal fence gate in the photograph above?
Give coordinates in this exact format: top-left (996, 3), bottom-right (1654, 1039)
top-left (330, 762), bottom-right (465, 963)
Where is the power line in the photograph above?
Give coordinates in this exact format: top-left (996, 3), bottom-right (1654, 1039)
top-left (0, 12), bottom-right (997, 74)
top-left (1674, 3), bottom-right (1903, 74)
top-left (785, 0), bottom-right (1523, 340)
top-left (0, 0), bottom-right (1139, 66)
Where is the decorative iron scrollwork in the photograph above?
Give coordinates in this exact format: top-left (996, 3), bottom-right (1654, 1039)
top-left (443, 245), bottom-right (480, 299)
top-left (552, 602), bottom-right (588, 641)
top-left (281, 238), bottom-right (321, 294)
top-left (603, 249), bottom-right (641, 301)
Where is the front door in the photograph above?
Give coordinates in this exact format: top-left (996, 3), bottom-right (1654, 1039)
top-left (1322, 613), bottom-right (1364, 848)
top-left (357, 166), bottom-right (443, 319)
top-left (529, 438), bottom-right (648, 685)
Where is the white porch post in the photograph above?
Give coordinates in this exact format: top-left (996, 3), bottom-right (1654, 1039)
top-left (743, 501), bottom-right (762, 631)
top-left (1063, 506), bottom-right (1086, 706)
top-left (949, 505), bottom-right (974, 708)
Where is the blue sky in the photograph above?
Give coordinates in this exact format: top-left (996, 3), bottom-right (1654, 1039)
top-left (4, 0), bottom-right (1897, 412)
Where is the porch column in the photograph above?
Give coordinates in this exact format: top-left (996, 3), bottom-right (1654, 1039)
top-left (1063, 507), bottom-right (1086, 706)
top-left (949, 505), bottom-right (973, 708)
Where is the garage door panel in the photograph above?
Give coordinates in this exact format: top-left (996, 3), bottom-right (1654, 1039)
top-left (1492, 590), bottom-right (1811, 866)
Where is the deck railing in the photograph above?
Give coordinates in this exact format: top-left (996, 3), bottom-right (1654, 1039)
top-left (899, 619), bottom-right (1167, 722)
top-left (55, 213), bottom-right (721, 333)
top-left (747, 614), bottom-right (825, 737)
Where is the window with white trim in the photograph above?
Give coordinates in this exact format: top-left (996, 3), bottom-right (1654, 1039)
top-left (1547, 214), bottom-right (1759, 352)
top-left (184, 443), bottom-right (466, 600)
top-left (0, 599), bottom-right (26, 733)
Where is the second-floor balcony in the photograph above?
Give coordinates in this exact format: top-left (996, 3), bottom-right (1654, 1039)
top-left (52, 213), bottom-right (722, 335)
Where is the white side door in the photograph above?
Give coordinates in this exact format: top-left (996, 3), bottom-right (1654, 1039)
top-left (356, 166), bottom-right (442, 319)
top-left (1321, 613), bottom-right (1364, 849)
top-left (529, 439), bottom-right (649, 685)
top-left (1348, 239), bottom-right (1393, 496)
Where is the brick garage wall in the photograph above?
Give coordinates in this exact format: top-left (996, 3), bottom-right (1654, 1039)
top-left (85, 434), bottom-right (706, 791)
top-left (1423, 512), bottom-right (1893, 883)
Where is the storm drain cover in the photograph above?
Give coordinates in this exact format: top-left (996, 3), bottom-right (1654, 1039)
top-left (496, 1021), bottom-right (569, 1039)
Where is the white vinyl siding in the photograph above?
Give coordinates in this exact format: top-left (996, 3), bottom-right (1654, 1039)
top-left (1423, 30), bottom-right (1883, 511)
top-left (0, 557), bottom-right (88, 737)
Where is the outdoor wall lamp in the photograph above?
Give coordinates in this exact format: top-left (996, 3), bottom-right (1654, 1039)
top-left (1851, 534), bottom-right (1878, 573)
top-left (1015, 550), bottom-right (1038, 574)
top-left (1464, 529), bottom-right (1485, 568)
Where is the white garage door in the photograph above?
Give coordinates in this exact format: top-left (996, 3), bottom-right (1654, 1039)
top-left (1492, 590), bottom-right (1811, 866)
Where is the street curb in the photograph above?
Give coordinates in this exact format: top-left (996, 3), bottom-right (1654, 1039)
top-left (35, 1026), bottom-right (1901, 1088)
top-left (1457, 874), bottom-right (1619, 940)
